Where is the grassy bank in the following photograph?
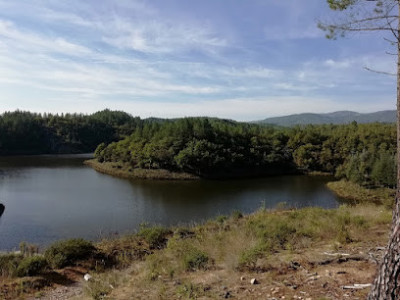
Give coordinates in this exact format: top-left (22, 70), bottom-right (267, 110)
top-left (0, 204), bottom-right (393, 299)
top-left (327, 180), bottom-right (395, 208)
top-left (84, 159), bottom-right (199, 180)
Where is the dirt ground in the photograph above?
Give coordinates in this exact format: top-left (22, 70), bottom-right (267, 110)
top-left (105, 244), bottom-right (384, 300)
top-left (17, 242), bottom-right (383, 300)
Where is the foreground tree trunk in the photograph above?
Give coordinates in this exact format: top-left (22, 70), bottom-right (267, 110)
top-left (320, 0), bottom-right (400, 297)
top-left (368, 4), bottom-right (400, 298)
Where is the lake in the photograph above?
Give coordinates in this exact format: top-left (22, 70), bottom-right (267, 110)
top-left (0, 154), bottom-right (340, 251)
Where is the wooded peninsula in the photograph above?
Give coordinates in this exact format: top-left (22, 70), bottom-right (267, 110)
top-left (0, 109), bottom-right (396, 189)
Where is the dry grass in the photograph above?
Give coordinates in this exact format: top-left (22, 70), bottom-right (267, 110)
top-left (101, 204), bottom-right (392, 299)
top-left (1, 204), bottom-right (392, 299)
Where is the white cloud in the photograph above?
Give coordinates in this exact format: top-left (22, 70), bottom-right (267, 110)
top-left (323, 59), bottom-right (351, 69)
top-left (101, 16), bottom-right (227, 54)
top-left (0, 19), bottom-right (93, 57)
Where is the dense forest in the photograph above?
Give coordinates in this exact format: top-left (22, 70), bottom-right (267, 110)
top-left (0, 110), bottom-right (140, 155)
top-left (95, 118), bottom-right (295, 178)
top-left (0, 110), bottom-right (395, 186)
top-left (94, 117), bottom-right (396, 186)
top-left (287, 122), bottom-right (396, 188)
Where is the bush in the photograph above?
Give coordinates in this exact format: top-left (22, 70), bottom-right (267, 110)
top-left (231, 210), bottom-right (243, 220)
top-left (215, 215), bottom-right (228, 224)
top-left (44, 238), bottom-right (96, 269)
top-left (16, 256), bottom-right (48, 277)
top-left (138, 224), bottom-right (170, 249)
top-left (237, 243), bottom-right (267, 271)
top-left (183, 247), bottom-right (209, 271)
top-left (0, 253), bottom-right (22, 277)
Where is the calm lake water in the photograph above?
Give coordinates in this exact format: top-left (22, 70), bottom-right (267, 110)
top-left (0, 155), bottom-right (340, 251)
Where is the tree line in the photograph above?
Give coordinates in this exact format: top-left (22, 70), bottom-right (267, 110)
top-left (0, 110), bottom-right (140, 155)
top-left (95, 117), bottom-right (397, 186)
top-left (0, 110), bottom-right (395, 186)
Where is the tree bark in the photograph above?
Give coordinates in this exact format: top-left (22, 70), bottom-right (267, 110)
top-left (368, 3), bottom-right (400, 298)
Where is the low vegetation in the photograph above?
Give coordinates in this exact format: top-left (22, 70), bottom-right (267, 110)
top-left (44, 239), bottom-right (96, 269)
top-left (327, 180), bottom-right (395, 208)
top-left (1, 203), bottom-right (392, 299)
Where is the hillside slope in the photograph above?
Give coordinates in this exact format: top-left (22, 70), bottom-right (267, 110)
top-left (257, 110), bottom-right (396, 126)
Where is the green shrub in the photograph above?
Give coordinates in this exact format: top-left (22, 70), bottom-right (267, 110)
top-left (231, 210), bottom-right (243, 220)
top-left (237, 243), bottom-right (267, 271)
top-left (173, 227), bottom-right (195, 239)
top-left (215, 215), bottom-right (228, 224)
top-left (0, 253), bottom-right (22, 277)
top-left (138, 224), bottom-right (170, 249)
top-left (183, 247), bottom-right (209, 271)
top-left (16, 256), bottom-right (48, 277)
top-left (44, 238), bottom-right (96, 269)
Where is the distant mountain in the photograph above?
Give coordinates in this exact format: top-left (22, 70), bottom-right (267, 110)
top-left (256, 110), bottom-right (396, 126)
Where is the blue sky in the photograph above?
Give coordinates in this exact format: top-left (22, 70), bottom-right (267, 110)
top-left (0, 0), bottom-right (397, 121)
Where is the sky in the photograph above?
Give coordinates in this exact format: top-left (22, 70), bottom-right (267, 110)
top-left (0, 0), bottom-right (397, 121)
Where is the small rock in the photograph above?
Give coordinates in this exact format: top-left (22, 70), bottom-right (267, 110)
top-left (251, 278), bottom-right (258, 285)
top-left (240, 276), bottom-right (246, 281)
top-left (224, 291), bottom-right (231, 298)
top-left (83, 273), bottom-right (92, 281)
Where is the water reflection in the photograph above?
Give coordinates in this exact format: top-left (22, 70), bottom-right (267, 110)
top-left (0, 155), bottom-right (340, 250)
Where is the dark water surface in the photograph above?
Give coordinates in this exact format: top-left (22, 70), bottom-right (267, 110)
top-left (0, 155), bottom-right (340, 250)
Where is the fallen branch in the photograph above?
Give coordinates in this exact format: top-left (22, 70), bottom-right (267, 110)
top-left (323, 252), bottom-right (350, 256)
top-left (342, 283), bottom-right (372, 290)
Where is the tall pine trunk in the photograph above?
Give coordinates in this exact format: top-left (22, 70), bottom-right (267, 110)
top-left (368, 3), bottom-right (400, 298)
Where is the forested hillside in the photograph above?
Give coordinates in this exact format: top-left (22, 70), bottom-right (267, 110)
top-left (95, 118), bottom-right (397, 186)
top-left (0, 110), bottom-right (140, 155)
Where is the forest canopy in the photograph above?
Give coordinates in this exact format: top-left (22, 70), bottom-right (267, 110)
top-left (94, 117), bottom-right (397, 185)
top-left (0, 110), bottom-right (140, 155)
top-left (0, 110), bottom-right (395, 185)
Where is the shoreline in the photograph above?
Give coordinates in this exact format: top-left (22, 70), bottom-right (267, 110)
top-left (326, 180), bottom-right (395, 207)
top-left (0, 204), bottom-right (392, 299)
top-left (85, 159), bottom-right (301, 181)
top-left (84, 159), bottom-right (200, 180)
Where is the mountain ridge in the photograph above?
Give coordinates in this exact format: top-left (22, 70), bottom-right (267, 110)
top-left (256, 110), bottom-right (396, 126)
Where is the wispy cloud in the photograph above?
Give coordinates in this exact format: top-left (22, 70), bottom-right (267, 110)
top-left (0, 20), bottom-right (93, 57)
top-left (0, 0), bottom-right (396, 120)
top-left (101, 17), bottom-right (228, 54)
